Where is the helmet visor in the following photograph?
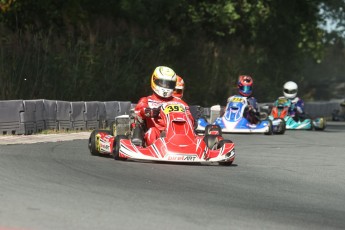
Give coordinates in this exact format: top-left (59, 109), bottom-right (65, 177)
top-left (154, 79), bottom-right (176, 90)
top-left (284, 89), bottom-right (297, 94)
top-left (239, 85), bottom-right (252, 93)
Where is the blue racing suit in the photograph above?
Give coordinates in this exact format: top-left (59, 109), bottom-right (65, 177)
top-left (289, 97), bottom-right (306, 121)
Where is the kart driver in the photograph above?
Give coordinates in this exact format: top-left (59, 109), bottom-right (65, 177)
top-left (282, 81), bottom-right (306, 121)
top-left (173, 75), bottom-right (185, 98)
top-left (226, 75), bottom-right (260, 124)
top-left (134, 66), bottom-right (194, 146)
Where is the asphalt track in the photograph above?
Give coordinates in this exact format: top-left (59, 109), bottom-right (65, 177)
top-left (0, 122), bottom-right (345, 230)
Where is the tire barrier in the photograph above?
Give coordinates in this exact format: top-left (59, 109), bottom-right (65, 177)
top-left (332, 101), bottom-right (345, 121)
top-left (189, 105), bottom-right (202, 121)
top-left (102, 101), bottom-right (132, 128)
top-left (0, 99), bottom-right (343, 135)
top-left (304, 100), bottom-right (343, 118)
top-left (0, 100), bottom-right (133, 135)
top-left (21, 100), bottom-right (36, 135)
top-left (57, 100), bottom-right (72, 131)
top-left (31, 100), bottom-right (45, 133)
top-left (118, 101), bottom-right (132, 116)
top-left (70, 101), bottom-right (86, 131)
top-left (0, 100), bottom-right (25, 135)
top-left (43, 99), bottom-right (58, 130)
top-left (84, 101), bottom-right (101, 130)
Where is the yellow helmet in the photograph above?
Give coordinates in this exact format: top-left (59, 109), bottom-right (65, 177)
top-left (151, 66), bottom-right (177, 98)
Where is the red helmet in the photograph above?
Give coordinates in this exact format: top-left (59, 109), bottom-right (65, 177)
top-left (173, 75), bottom-right (184, 98)
top-left (237, 75), bottom-right (253, 97)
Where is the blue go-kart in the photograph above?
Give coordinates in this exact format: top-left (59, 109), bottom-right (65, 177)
top-left (197, 95), bottom-right (285, 134)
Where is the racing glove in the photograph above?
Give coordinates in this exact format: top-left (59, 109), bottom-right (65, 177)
top-left (144, 107), bottom-right (160, 118)
top-left (247, 105), bottom-right (258, 114)
top-left (295, 106), bottom-right (303, 114)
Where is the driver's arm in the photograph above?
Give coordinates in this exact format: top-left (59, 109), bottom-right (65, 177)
top-left (134, 97), bottom-right (149, 120)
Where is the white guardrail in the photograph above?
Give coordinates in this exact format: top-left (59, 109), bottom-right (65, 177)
top-left (0, 99), bottom-right (344, 135)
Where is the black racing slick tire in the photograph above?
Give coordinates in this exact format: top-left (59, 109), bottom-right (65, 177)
top-left (217, 139), bottom-right (234, 166)
top-left (217, 139), bottom-right (233, 148)
top-left (264, 120), bottom-right (273, 135)
top-left (203, 135), bottom-right (219, 150)
top-left (114, 135), bottom-right (128, 161)
top-left (219, 161), bottom-right (233, 166)
top-left (275, 118), bottom-right (286, 135)
top-left (89, 130), bottom-right (112, 156)
top-left (89, 130), bottom-right (99, 156)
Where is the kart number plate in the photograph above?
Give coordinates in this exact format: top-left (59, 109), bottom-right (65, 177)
top-left (278, 97), bottom-right (288, 105)
top-left (164, 104), bottom-right (185, 114)
top-left (231, 97), bottom-right (244, 102)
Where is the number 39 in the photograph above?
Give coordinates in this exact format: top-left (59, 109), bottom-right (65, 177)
top-left (168, 105), bottom-right (180, 112)
top-left (166, 105), bottom-right (184, 113)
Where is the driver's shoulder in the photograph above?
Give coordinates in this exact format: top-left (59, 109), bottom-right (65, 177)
top-left (170, 97), bottom-right (189, 107)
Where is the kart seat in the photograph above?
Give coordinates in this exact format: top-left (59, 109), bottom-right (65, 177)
top-left (131, 125), bottom-right (144, 146)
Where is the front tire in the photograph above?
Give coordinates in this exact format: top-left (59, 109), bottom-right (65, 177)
top-left (264, 120), bottom-right (273, 135)
top-left (114, 135), bottom-right (128, 161)
top-left (275, 118), bottom-right (286, 134)
top-left (89, 130), bottom-right (99, 156)
top-left (89, 130), bottom-right (112, 156)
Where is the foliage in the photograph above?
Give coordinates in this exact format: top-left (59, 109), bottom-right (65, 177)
top-left (0, 0), bottom-right (344, 105)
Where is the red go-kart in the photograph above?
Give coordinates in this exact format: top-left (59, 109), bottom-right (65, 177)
top-left (88, 102), bottom-right (235, 165)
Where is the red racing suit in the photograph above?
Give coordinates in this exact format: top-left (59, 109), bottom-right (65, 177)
top-left (134, 93), bottom-right (194, 146)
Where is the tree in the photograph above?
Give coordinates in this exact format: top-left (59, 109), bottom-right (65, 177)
top-left (0, 0), bottom-right (344, 104)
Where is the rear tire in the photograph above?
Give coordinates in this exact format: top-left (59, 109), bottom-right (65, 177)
top-left (203, 135), bottom-right (218, 150)
top-left (114, 135), bottom-right (128, 161)
top-left (217, 139), bottom-right (233, 148)
top-left (264, 120), bottom-right (273, 135)
top-left (314, 118), bottom-right (326, 131)
top-left (217, 139), bottom-right (234, 166)
top-left (219, 161), bottom-right (233, 166)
